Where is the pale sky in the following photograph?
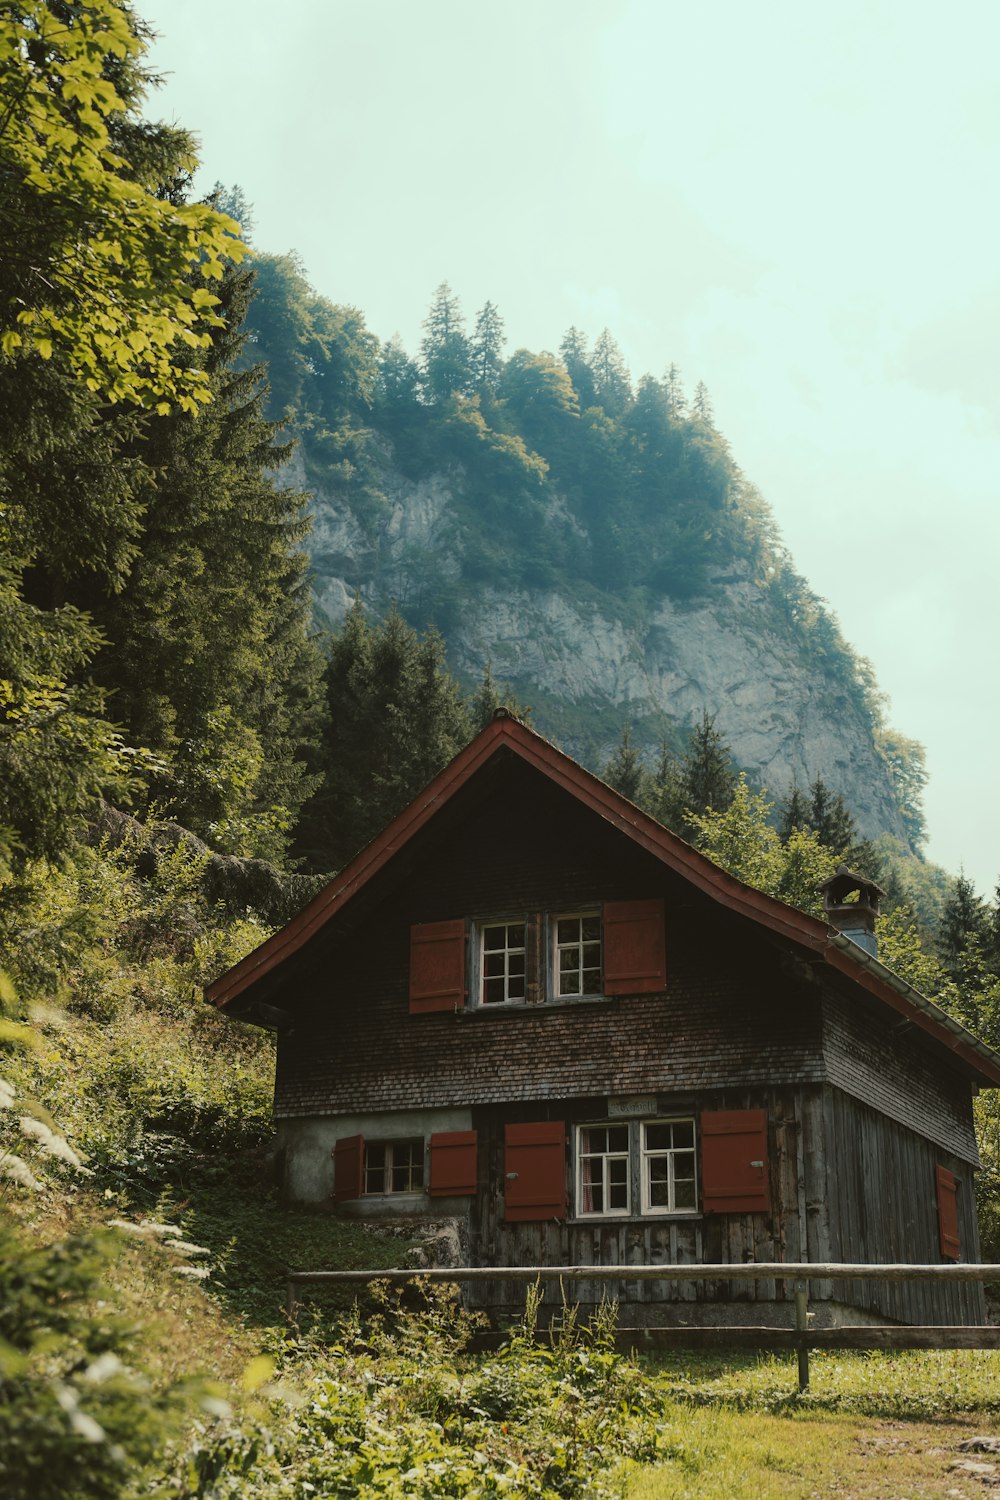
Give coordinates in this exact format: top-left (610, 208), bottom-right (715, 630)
top-left (141, 0), bottom-right (1000, 895)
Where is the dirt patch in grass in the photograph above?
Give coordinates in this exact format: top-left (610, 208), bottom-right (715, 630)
top-left (628, 1410), bottom-right (1000, 1499)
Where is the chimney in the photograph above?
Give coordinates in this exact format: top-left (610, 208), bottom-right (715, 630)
top-left (817, 864), bottom-right (886, 958)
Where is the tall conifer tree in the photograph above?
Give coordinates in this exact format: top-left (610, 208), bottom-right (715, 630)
top-left (420, 283), bottom-right (472, 402)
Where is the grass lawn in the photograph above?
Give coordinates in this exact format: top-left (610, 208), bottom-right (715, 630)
top-left (627, 1349), bottom-right (1000, 1499)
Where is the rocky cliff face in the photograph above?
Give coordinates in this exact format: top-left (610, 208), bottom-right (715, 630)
top-left (302, 457), bottom-right (908, 845)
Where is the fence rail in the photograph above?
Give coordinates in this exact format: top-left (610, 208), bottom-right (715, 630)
top-left (285, 1262), bottom-right (1000, 1392)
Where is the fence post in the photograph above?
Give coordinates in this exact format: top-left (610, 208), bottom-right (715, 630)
top-left (794, 1279), bottom-right (809, 1392)
top-left (285, 1276), bottom-right (299, 1336)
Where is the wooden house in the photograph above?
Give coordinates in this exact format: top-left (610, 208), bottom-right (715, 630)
top-left (208, 713), bottom-right (1000, 1327)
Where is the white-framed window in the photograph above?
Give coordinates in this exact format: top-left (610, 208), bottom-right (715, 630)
top-left (577, 1124), bottom-right (631, 1215)
top-left (553, 911), bottom-right (602, 997)
top-left (575, 1117), bottom-right (697, 1218)
top-left (641, 1118), bottom-right (697, 1213)
top-left (363, 1137), bottom-right (424, 1194)
top-left (480, 920), bottom-right (527, 1005)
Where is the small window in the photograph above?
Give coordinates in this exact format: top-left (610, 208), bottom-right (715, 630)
top-left (577, 1123), bottom-right (630, 1216)
top-left (642, 1118), bottom-right (697, 1213)
top-left (363, 1137), bottom-right (424, 1195)
top-left (481, 921), bottom-right (527, 1004)
top-left (554, 912), bottom-right (602, 997)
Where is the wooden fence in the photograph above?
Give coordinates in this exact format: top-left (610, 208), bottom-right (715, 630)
top-left (285, 1261), bottom-right (1000, 1391)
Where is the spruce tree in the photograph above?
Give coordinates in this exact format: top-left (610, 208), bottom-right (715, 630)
top-left (664, 363), bottom-right (687, 417)
top-left (939, 874), bottom-right (989, 975)
top-left (649, 739), bottom-right (684, 831)
top-left (692, 380), bottom-right (715, 424)
top-left (602, 723), bottom-right (651, 806)
top-left (78, 262), bottom-right (325, 859)
top-left (590, 329), bottom-right (632, 417)
top-left (559, 327), bottom-right (596, 409)
top-left (301, 603), bottom-right (471, 869)
top-left (780, 785), bottom-right (810, 840)
top-left (470, 301), bottom-right (506, 392)
top-left (419, 282), bottom-right (472, 402)
top-left (679, 712), bottom-right (736, 828)
top-left (807, 778), bottom-right (857, 856)
top-left (468, 661), bottom-right (529, 732)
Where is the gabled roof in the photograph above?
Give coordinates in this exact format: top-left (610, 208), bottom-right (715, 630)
top-left (207, 712), bottom-right (1000, 1088)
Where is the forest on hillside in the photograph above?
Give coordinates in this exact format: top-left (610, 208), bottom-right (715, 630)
top-left (227, 237), bottom-right (933, 863)
top-left (4, 5), bottom-right (1000, 1497)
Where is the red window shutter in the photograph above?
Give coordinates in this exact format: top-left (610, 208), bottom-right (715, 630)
top-left (701, 1109), bottom-right (770, 1213)
top-left (333, 1133), bottom-right (364, 1203)
top-left (429, 1130), bottom-right (478, 1196)
top-left (936, 1165), bottom-right (961, 1261)
top-left (504, 1121), bottom-right (566, 1222)
top-left (603, 899), bottom-right (666, 995)
top-left (409, 919), bottom-right (466, 1014)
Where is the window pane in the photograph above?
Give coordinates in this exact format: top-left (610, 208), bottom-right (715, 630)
top-left (648, 1176), bottom-right (669, 1207)
top-left (485, 951), bottom-right (505, 977)
top-left (507, 975), bottom-right (525, 999)
top-left (609, 1179), bottom-right (629, 1210)
top-left (508, 924), bottom-right (525, 947)
top-left (674, 1177), bottom-right (696, 1209)
top-left (674, 1151), bottom-right (695, 1179)
top-left (672, 1121), bottom-right (694, 1149)
top-left (364, 1140), bottom-right (386, 1194)
top-left (557, 918), bottom-right (579, 943)
top-left (582, 1127), bottom-right (606, 1154)
top-left (484, 976), bottom-right (506, 1004)
top-left (645, 1124), bottom-right (670, 1152)
top-left (582, 915), bottom-right (601, 941)
top-left (583, 943), bottom-right (601, 968)
top-left (483, 926), bottom-right (505, 951)
top-left (609, 1157), bottom-right (628, 1188)
top-left (509, 950), bottom-right (526, 975)
top-left (608, 1126), bottom-right (629, 1152)
top-left (581, 966), bottom-right (600, 992)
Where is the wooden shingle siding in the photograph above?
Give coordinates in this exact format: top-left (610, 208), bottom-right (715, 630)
top-left (822, 989), bottom-right (979, 1165)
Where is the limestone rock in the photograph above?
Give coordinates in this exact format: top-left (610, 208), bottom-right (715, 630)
top-left (303, 464), bottom-right (911, 845)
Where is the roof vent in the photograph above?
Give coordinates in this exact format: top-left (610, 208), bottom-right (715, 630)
top-left (817, 864), bottom-right (886, 958)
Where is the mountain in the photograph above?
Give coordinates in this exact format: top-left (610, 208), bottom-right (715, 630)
top-left (243, 255), bottom-right (924, 851)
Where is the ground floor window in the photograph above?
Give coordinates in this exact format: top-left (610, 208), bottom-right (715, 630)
top-left (364, 1137), bottom-right (424, 1194)
top-left (576, 1118), bottom-right (697, 1217)
top-left (641, 1119), bottom-right (696, 1211)
top-left (578, 1124), bottom-right (630, 1214)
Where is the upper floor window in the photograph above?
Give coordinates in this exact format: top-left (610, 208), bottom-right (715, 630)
top-left (553, 912), bottom-right (602, 997)
top-left (481, 921), bottom-right (527, 1005)
top-left (408, 899), bottom-right (666, 1015)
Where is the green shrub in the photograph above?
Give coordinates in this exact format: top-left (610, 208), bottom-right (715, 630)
top-left (174, 1283), bottom-right (670, 1498)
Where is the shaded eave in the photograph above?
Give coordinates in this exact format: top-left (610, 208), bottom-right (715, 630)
top-left (206, 714), bottom-right (1000, 1089)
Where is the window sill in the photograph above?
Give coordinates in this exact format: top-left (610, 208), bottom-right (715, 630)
top-left (570, 1211), bottom-right (703, 1225)
top-left (458, 994), bottom-right (619, 1019)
